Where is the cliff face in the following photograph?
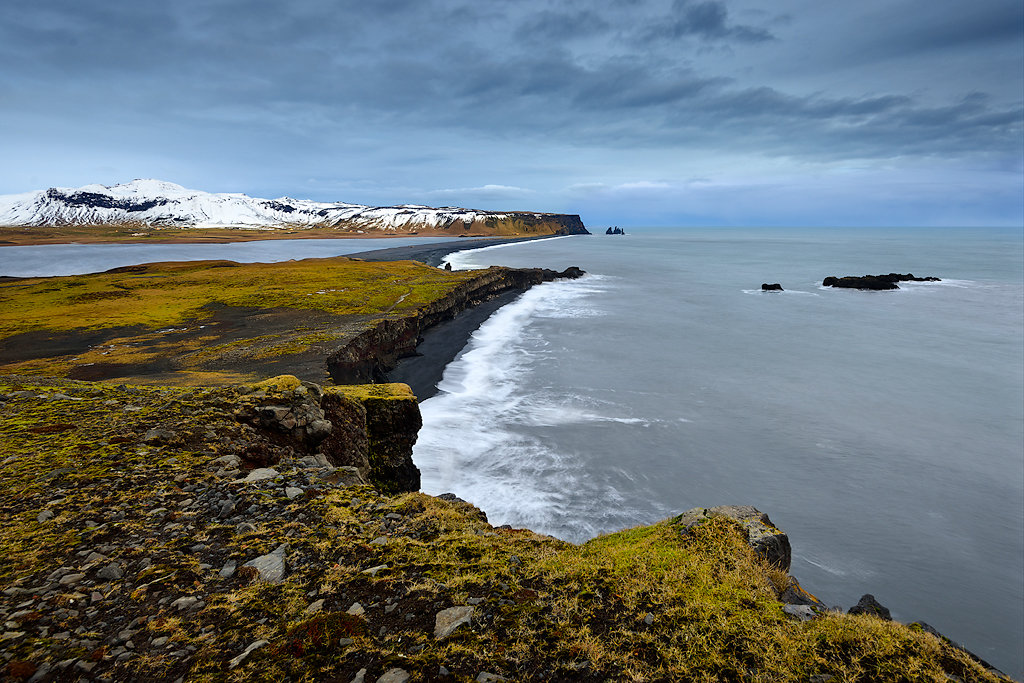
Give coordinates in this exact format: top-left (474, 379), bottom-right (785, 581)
top-left (327, 265), bottom-right (585, 384)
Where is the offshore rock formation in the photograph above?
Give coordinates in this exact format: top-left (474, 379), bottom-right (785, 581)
top-left (327, 265), bottom-right (586, 384)
top-left (822, 273), bottom-right (941, 290)
top-left (761, 283), bottom-right (784, 291)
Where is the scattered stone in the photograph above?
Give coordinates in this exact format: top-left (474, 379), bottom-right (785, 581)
top-left (671, 505), bottom-right (792, 571)
top-left (238, 467), bottom-right (281, 483)
top-left (228, 639), bottom-right (268, 669)
top-left (37, 510), bottom-right (54, 523)
top-left (171, 596), bottom-right (200, 611)
top-left (303, 599), bottom-right (325, 616)
top-left (376, 669), bottom-right (410, 683)
top-left (362, 564), bottom-right (388, 576)
top-left (476, 674), bottom-right (507, 682)
top-left (219, 560), bottom-right (237, 579)
top-left (346, 602), bottom-right (365, 617)
top-left (643, 612), bottom-right (654, 625)
top-left (96, 562), bottom-right (123, 580)
top-left (369, 536), bottom-right (388, 546)
top-left (783, 604), bottom-right (817, 621)
top-left (285, 486), bottom-right (303, 499)
top-left (467, 597), bottom-right (486, 605)
top-left (235, 522), bottom-right (257, 534)
top-left (848, 594), bottom-right (891, 620)
top-left (58, 573), bottom-right (85, 586)
top-left (350, 669), bottom-right (367, 683)
top-left (338, 637), bottom-right (354, 647)
top-left (151, 636), bottom-right (170, 647)
top-left (434, 606), bottom-right (474, 640)
top-left (242, 544), bottom-right (287, 583)
top-left (142, 428), bottom-right (176, 444)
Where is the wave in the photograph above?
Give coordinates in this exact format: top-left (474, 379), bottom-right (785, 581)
top-left (414, 274), bottom-right (655, 541)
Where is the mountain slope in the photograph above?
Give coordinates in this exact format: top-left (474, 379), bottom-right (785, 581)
top-left (0, 180), bottom-right (589, 235)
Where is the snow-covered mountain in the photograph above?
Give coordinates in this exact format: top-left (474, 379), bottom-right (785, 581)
top-left (0, 180), bottom-right (589, 234)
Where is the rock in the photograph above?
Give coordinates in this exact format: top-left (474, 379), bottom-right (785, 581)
top-left (238, 468), bottom-right (280, 484)
top-left (376, 669), bottom-right (410, 683)
top-left (219, 560), bottom-right (237, 579)
top-left (848, 594), bottom-right (891, 620)
top-left (151, 636), bottom-right (170, 647)
top-left (338, 637), bottom-right (355, 647)
top-left (761, 283), bottom-right (783, 291)
top-left (783, 604), bottom-right (817, 621)
top-left (228, 639), bottom-right (268, 669)
top-left (350, 669), bottom-right (367, 683)
top-left (142, 428), bottom-right (175, 445)
top-left (476, 674), bottom-right (507, 682)
top-left (96, 562), bottom-right (123, 580)
top-left (171, 596), bottom-right (200, 611)
top-left (242, 544), bottom-right (287, 583)
top-left (822, 273), bottom-right (940, 290)
top-left (643, 612), bottom-right (654, 625)
top-left (434, 605), bottom-right (474, 639)
top-left (58, 573), bottom-right (85, 586)
top-left (307, 419), bottom-right (333, 440)
top-left (671, 505), bottom-right (792, 571)
top-left (778, 576), bottom-right (827, 609)
top-left (369, 537), bottom-right (388, 546)
top-left (320, 466), bottom-right (364, 487)
top-left (37, 510), bottom-right (54, 523)
top-left (346, 602), bottom-right (365, 616)
top-left (362, 564), bottom-right (388, 576)
top-left (285, 486), bottom-right (303, 499)
top-left (235, 522), bottom-right (257, 534)
top-left (303, 599), bottom-right (325, 616)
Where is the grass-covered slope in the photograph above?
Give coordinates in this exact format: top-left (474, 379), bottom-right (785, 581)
top-left (0, 377), bottom-right (1005, 682)
top-left (0, 257), bottom-right (478, 385)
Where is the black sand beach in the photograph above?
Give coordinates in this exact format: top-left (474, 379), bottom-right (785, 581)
top-left (344, 235), bottom-right (556, 267)
top-left (348, 235), bottom-right (565, 400)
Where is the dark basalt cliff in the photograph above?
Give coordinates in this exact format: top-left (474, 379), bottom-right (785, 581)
top-left (327, 265), bottom-right (585, 384)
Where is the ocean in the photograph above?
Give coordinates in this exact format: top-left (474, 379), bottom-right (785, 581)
top-left (414, 227), bottom-right (1024, 676)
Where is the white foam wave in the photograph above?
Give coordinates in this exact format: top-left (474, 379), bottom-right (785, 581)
top-left (742, 288), bottom-right (819, 296)
top-left (415, 275), bottom-right (646, 540)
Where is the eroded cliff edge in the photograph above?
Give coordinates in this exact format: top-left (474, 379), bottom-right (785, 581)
top-left (0, 376), bottom-right (1010, 681)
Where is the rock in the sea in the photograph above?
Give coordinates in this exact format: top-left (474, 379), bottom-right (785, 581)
top-left (848, 594), bottom-right (891, 620)
top-left (761, 283), bottom-right (784, 291)
top-left (670, 505), bottom-right (792, 571)
top-left (434, 606), bottom-right (474, 639)
top-left (822, 273), bottom-right (940, 290)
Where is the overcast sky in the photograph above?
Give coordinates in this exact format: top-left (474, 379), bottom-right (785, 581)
top-left (1, 0), bottom-right (1021, 226)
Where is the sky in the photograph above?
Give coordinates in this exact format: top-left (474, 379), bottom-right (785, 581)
top-left (0, 0), bottom-right (1021, 227)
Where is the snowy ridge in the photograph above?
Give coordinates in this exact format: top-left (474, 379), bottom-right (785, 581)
top-left (0, 179), bottom-right (561, 231)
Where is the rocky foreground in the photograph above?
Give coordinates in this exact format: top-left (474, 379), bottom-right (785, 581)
top-left (0, 375), bottom-right (1008, 682)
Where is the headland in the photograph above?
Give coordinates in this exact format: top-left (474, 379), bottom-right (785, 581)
top-left (0, 240), bottom-right (1010, 681)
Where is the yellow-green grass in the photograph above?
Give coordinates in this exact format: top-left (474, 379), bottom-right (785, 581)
top-left (0, 257), bottom-right (476, 336)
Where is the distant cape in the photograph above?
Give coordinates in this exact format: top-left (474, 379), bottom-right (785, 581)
top-left (0, 179), bottom-right (590, 236)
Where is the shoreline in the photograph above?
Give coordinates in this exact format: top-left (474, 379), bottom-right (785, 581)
top-left (343, 234), bottom-right (558, 267)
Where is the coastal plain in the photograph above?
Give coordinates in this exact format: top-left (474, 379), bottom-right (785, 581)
top-left (0, 240), bottom-right (1011, 681)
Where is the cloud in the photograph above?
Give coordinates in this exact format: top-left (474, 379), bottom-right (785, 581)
top-left (428, 184), bottom-right (534, 203)
top-left (645, 0), bottom-right (775, 43)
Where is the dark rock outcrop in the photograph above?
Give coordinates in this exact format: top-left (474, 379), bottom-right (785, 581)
top-left (327, 266), bottom-right (585, 384)
top-left (761, 283), bottom-right (784, 291)
top-left (822, 273), bottom-right (941, 290)
top-left (848, 593), bottom-right (892, 620)
top-left (670, 505), bottom-right (792, 571)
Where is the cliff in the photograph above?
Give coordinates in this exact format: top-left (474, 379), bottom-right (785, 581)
top-left (327, 266), bottom-right (585, 384)
top-left (0, 376), bottom-right (1007, 682)
top-left (0, 180), bottom-right (590, 243)
top-left (0, 257), bottom-right (582, 387)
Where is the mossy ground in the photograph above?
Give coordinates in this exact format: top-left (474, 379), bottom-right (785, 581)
top-left (0, 378), bottom-right (1005, 682)
top-left (0, 257), bottom-right (478, 385)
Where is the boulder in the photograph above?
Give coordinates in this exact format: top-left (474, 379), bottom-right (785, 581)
top-left (761, 283), bottom-right (783, 291)
top-left (670, 505), bottom-right (792, 571)
top-left (847, 594), bottom-right (891, 620)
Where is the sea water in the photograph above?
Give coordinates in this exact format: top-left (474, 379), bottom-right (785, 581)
top-left (0, 236), bottom-right (453, 278)
top-left (414, 227), bottom-right (1024, 676)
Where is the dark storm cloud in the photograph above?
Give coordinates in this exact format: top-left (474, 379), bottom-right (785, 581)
top-left (0, 0), bottom-right (1020, 224)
